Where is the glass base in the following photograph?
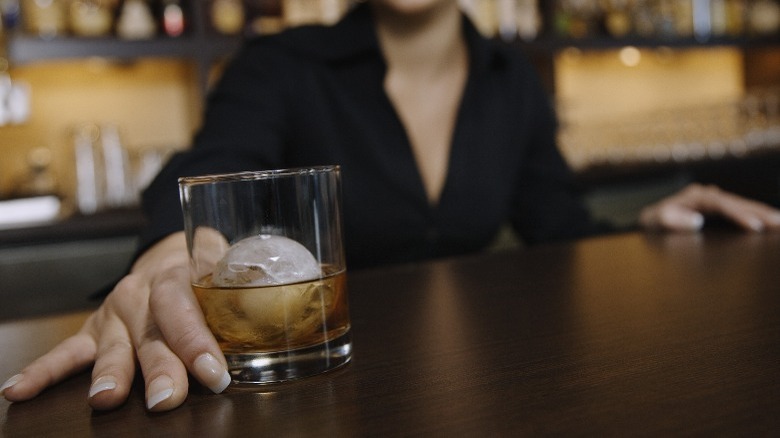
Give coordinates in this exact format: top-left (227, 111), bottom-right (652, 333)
top-left (224, 331), bottom-right (352, 387)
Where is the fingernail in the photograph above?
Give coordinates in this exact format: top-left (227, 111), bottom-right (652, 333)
top-left (747, 217), bottom-right (764, 232)
top-left (689, 212), bottom-right (704, 230)
top-left (193, 353), bottom-right (231, 394)
top-left (146, 375), bottom-right (175, 410)
top-left (1, 374), bottom-right (23, 396)
top-left (88, 376), bottom-right (117, 398)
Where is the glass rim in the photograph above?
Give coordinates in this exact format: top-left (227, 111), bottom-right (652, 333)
top-left (178, 165), bottom-right (340, 186)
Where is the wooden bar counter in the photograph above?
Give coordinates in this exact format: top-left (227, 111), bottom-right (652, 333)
top-left (2, 231), bottom-right (780, 436)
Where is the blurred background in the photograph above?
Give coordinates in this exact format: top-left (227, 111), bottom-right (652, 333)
top-left (1, 0), bottom-right (779, 318)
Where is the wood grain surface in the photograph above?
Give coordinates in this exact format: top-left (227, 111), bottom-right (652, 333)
top-left (2, 231), bottom-right (779, 436)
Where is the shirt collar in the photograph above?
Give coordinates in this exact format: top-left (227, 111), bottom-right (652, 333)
top-left (278, 2), bottom-right (380, 63)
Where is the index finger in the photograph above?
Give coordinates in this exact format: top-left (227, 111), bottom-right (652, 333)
top-left (696, 188), bottom-right (780, 231)
top-left (148, 265), bottom-right (231, 394)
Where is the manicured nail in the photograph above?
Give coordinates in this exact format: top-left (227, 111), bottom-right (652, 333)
top-left (689, 212), bottom-right (704, 230)
top-left (747, 217), bottom-right (764, 232)
top-left (88, 376), bottom-right (117, 398)
top-left (193, 353), bottom-right (231, 394)
top-left (1, 374), bottom-right (23, 396)
top-left (146, 375), bottom-right (175, 410)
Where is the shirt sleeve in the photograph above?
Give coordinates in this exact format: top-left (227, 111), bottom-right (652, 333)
top-left (507, 59), bottom-right (614, 244)
top-left (136, 39), bottom-right (292, 254)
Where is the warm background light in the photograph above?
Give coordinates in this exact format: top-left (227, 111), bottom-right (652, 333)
top-left (0, 59), bottom-right (199, 200)
top-left (554, 47), bottom-right (744, 126)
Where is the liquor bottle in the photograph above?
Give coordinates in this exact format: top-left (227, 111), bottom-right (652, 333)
top-left (692, 0), bottom-right (712, 41)
top-left (21, 0), bottom-right (67, 37)
top-left (565, 0), bottom-right (600, 39)
top-left (496, 0), bottom-right (517, 41)
top-left (161, 0), bottom-right (185, 37)
top-left (747, 0), bottom-right (780, 36)
top-left (244, 0), bottom-right (282, 35)
top-left (724, 0), bottom-right (746, 37)
top-left (653, 0), bottom-right (680, 39)
top-left (69, 0), bottom-right (114, 37)
top-left (12, 147), bottom-right (58, 199)
top-left (211, 0), bottom-right (244, 35)
top-left (633, 3), bottom-right (657, 38)
top-left (116, 0), bottom-right (157, 39)
top-left (516, 0), bottom-right (541, 41)
top-left (602, 0), bottom-right (632, 39)
top-left (710, 0), bottom-right (728, 36)
top-left (670, 0), bottom-right (693, 38)
top-left (1, 0), bottom-right (21, 31)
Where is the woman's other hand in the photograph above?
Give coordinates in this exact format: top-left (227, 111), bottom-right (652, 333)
top-left (639, 183), bottom-right (780, 232)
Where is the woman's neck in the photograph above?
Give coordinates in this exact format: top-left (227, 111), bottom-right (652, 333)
top-left (369, 2), bottom-right (469, 204)
top-left (371, 2), bottom-right (466, 77)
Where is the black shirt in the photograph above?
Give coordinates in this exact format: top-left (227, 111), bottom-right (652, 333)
top-left (140, 3), bottom-right (606, 270)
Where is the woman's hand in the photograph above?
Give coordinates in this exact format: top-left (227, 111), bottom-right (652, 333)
top-left (0, 232), bottom-right (231, 412)
top-left (639, 183), bottom-right (780, 232)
